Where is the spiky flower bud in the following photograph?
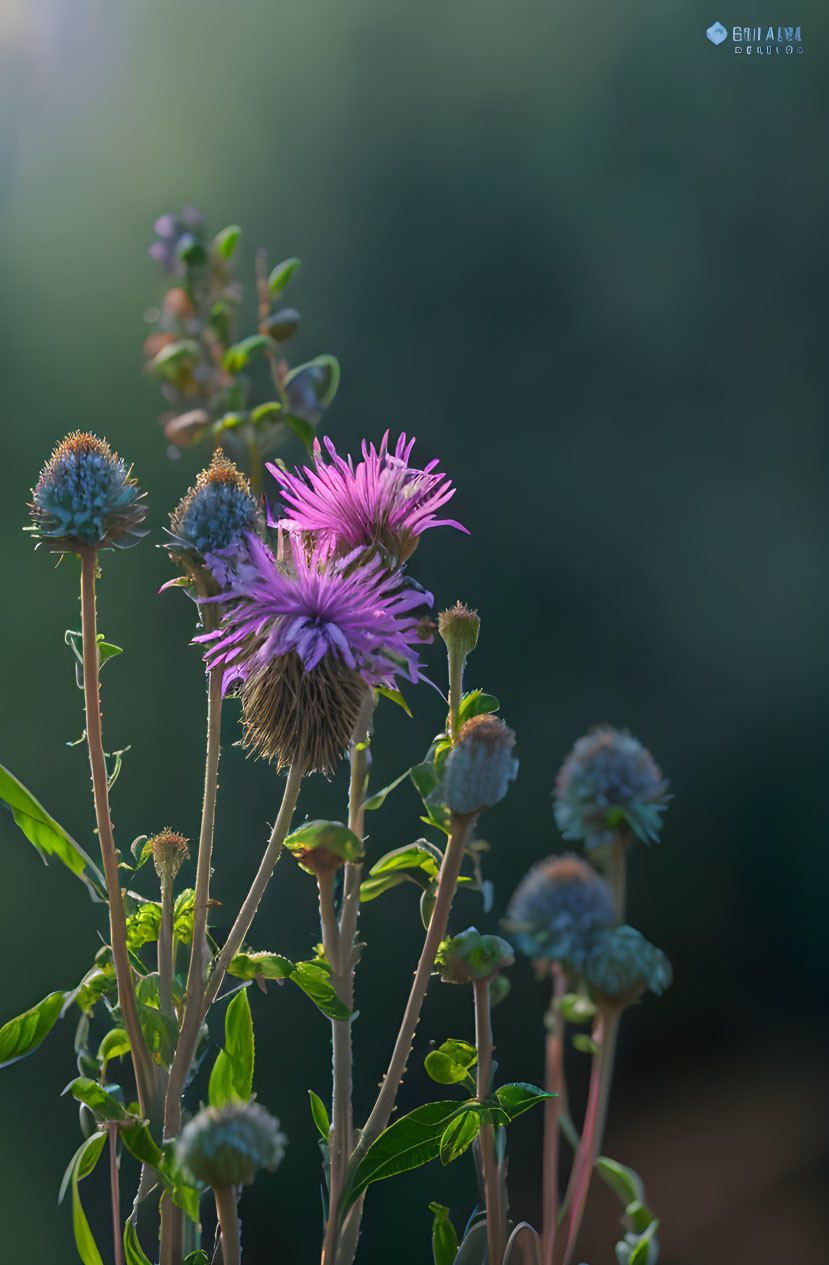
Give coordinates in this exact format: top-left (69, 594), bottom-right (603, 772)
top-left (554, 725), bottom-right (670, 851)
top-left (176, 1101), bottom-right (286, 1189)
top-left (167, 450), bottom-right (261, 587)
top-left (148, 830), bottom-right (189, 885)
top-left (436, 927), bottom-right (515, 984)
top-left (438, 602), bottom-right (480, 661)
top-left (584, 924), bottom-right (672, 1005)
top-left (442, 714), bottom-right (518, 817)
top-left (28, 432), bottom-right (147, 553)
top-left (504, 853), bottom-right (617, 970)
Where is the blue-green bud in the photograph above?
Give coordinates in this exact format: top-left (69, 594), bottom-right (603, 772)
top-left (442, 714), bottom-right (518, 816)
top-left (504, 853), bottom-right (616, 970)
top-left (584, 924), bottom-right (672, 1004)
top-left (28, 432), bottom-right (147, 553)
top-left (436, 927), bottom-right (515, 984)
top-left (167, 449), bottom-right (261, 577)
top-left (176, 1101), bottom-right (286, 1189)
top-left (554, 725), bottom-right (669, 850)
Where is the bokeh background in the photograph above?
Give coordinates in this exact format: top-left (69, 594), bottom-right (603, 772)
top-left (1, 0), bottom-right (827, 1261)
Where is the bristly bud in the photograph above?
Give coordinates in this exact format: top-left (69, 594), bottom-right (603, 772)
top-left (554, 725), bottom-right (670, 851)
top-left (148, 829), bottom-right (189, 885)
top-left (438, 602), bottom-right (480, 661)
top-left (442, 714), bottom-right (518, 817)
top-left (585, 924), bottom-right (672, 1006)
top-left (436, 927), bottom-right (515, 984)
top-left (28, 432), bottom-right (147, 553)
top-left (504, 854), bottom-right (617, 971)
top-left (167, 450), bottom-right (262, 588)
top-left (176, 1101), bottom-right (286, 1189)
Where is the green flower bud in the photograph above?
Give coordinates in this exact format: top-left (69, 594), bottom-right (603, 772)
top-left (176, 1101), bottom-right (286, 1189)
top-left (148, 829), bottom-right (189, 885)
top-left (438, 602), bottom-right (480, 661)
top-left (585, 924), bottom-right (672, 1006)
top-left (442, 714), bottom-right (518, 816)
top-left (436, 927), bottom-right (515, 984)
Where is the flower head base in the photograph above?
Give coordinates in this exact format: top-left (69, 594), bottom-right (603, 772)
top-left (167, 450), bottom-right (261, 586)
top-left (198, 533), bottom-right (431, 772)
top-left (438, 602), bottom-right (480, 662)
top-left (554, 725), bottom-right (670, 851)
top-left (176, 1101), bottom-right (286, 1189)
top-left (268, 432), bottom-right (468, 563)
top-left (436, 927), bottom-right (515, 984)
top-left (504, 854), bottom-right (617, 970)
top-left (442, 714), bottom-right (518, 817)
top-left (585, 925), bottom-right (672, 1006)
top-left (28, 433), bottom-right (147, 553)
top-left (148, 829), bottom-right (190, 885)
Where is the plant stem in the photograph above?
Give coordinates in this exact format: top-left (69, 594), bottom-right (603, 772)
top-left (161, 665), bottom-right (224, 1265)
top-left (321, 692), bottom-right (373, 1265)
top-left (109, 1124), bottom-right (125, 1265)
top-left (79, 548), bottom-right (157, 1118)
top-left (473, 977), bottom-right (506, 1265)
top-left (335, 812), bottom-right (475, 1265)
top-left (557, 1006), bottom-right (621, 1265)
top-left (158, 877), bottom-right (175, 1021)
top-left (214, 1185), bottom-right (241, 1265)
top-left (318, 867), bottom-right (348, 1241)
top-left (607, 836), bottom-right (627, 920)
top-left (541, 967), bottom-right (568, 1265)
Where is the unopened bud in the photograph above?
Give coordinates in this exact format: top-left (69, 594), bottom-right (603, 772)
top-left (438, 602), bottom-right (480, 661)
top-left (176, 1101), bottom-right (286, 1189)
top-left (436, 927), bottom-right (515, 984)
top-left (148, 829), bottom-right (189, 885)
top-left (442, 714), bottom-right (518, 816)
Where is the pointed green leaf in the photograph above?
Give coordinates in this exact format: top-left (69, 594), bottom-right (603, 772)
top-left (429, 1202), bottom-right (459, 1265)
top-left (228, 951), bottom-right (295, 981)
top-left (457, 692), bottom-right (499, 725)
top-left (66, 1077), bottom-right (132, 1121)
top-left (222, 334), bottom-right (274, 373)
top-left (573, 1033), bottom-right (600, 1056)
top-left (369, 842), bottom-right (442, 879)
top-left (285, 354), bottom-right (340, 409)
top-left (0, 764), bottom-right (106, 899)
top-left (425, 1039), bottom-right (477, 1086)
top-left (59, 1134), bottom-right (107, 1265)
top-left (214, 225), bottom-right (242, 259)
top-left (209, 988), bottom-right (254, 1106)
top-left (340, 1102), bottom-right (462, 1213)
top-left (364, 767), bottom-right (414, 812)
top-left (595, 1156), bottom-right (646, 1206)
top-left (309, 1090), bottom-right (330, 1140)
top-left (375, 686), bottom-right (412, 717)
top-left (250, 401), bottom-right (283, 425)
top-left (124, 1219), bottom-right (153, 1265)
top-left (494, 1083), bottom-right (556, 1121)
top-left (439, 1110), bottom-right (480, 1165)
top-left (284, 821), bottom-right (364, 868)
top-left (268, 257), bottom-right (302, 295)
top-left (282, 413), bottom-right (316, 454)
top-left (290, 961), bottom-right (350, 1021)
top-left (97, 1028), bottom-right (130, 1076)
top-left (0, 990), bottom-right (65, 1069)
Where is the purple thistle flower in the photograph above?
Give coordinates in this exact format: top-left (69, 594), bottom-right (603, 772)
top-left (197, 533), bottom-right (433, 771)
top-left (267, 432), bottom-right (468, 563)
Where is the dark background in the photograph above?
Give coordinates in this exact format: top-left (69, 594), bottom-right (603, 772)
top-left (1, 1), bottom-right (827, 1261)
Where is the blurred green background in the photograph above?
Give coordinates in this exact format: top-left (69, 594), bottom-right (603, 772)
top-left (1, 0), bottom-right (827, 1260)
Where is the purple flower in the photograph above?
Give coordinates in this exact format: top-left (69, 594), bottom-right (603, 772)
top-left (267, 432), bottom-right (468, 563)
top-left (196, 533), bottom-right (433, 772)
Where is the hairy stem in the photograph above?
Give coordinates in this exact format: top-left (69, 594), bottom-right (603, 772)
top-left (335, 812), bottom-right (474, 1265)
top-left (318, 868), bottom-right (347, 1264)
top-left (214, 1185), bottom-right (241, 1265)
top-left (474, 978), bottom-right (506, 1265)
top-left (109, 1125), bottom-right (125, 1265)
top-left (158, 878), bottom-right (175, 1021)
top-left (79, 548), bottom-right (157, 1117)
top-left (541, 967), bottom-right (568, 1265)
top-left (557, 1007), bottom-right (621, 1265)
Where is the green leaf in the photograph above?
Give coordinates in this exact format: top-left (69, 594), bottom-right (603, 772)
top-left (364, 767), bottom-right (414, 812)
top-left (359, 873), bottom-right (421, 902)
top-left (228, 952), bottom-right (295, 981)
top-left (439, 1110), bottom-right (480, 1165)
top-left (146, 339), bottom-right (200, 375)
top-left (0, 764), bottom-right (106, 900)
top-left (340, 1102), bottom-right (463, 1214)
top-left (282, 413), bottom-right (315, 453)
top-left (97, 1028), bottom-right (130, 1076)
top-left (309, 1090), bottom-right (330, 1140)
top-left (284, 354), bottom-right (341, 409)
top-left (183, 1254), bottom-right (211, 1265)
top-left (559, 994), bottom-right (597, 1025)
top-left (457, 691), bottom-right (499, 725)
top-left (66, 1077), bottom-right (132, 1121)
top-left (369, 841), bottom-right (442, 879)
top-left (0, 990), bottom-right (65, 1068)
top-left (425, 1039), bottom-right (477, 1086)
top-left (290, 961), bottom-right (350, 1021)
top-left (61, 1134), bottom-right (107, 1265)
top-left (284, 820), bottom-right (364, 869)
top-left (209, 988), bottom-right (254, 1107)
top-left (125, 902), bottom-right (162, 951)
top-left (595, 1156), bottom-right (646, 1207)
top-left (494, 1083), bottom-right (556, 1122)
top-left (375, 686), bottom-right (412, 717)
top-left (573, 1033), bottom-right (600, 1056)
top-left (120, 1118), bottom-right (164, 1169)
top-left (173, 889), bottom-right (196, 943)
top-left (222, 334), bottom-right (274, 373)
top-left (268, 256), bottom-right (302, 295)
top-left (429, 1202), bottom-right (459, 1265)
top-left (124, 1219), bottom-right (153, 1265)
top-left (214, 225), bottom-right (242, 259)
top-left (250, 401), bottom-right (283, 425)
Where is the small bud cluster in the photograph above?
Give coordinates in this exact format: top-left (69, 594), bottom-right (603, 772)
top-left (167, 450), bottom-right (261, 582)
top-left (28, 432), bottom-right (147, 553)
top-left (436, 927), bottom-right (515, 985)
top-left (176, 1101), bottom-right (286, 1189)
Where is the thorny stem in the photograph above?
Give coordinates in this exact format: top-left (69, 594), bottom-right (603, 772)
top-left (335, 812), bottom-right (475, 1265)
top-left (318, 869), bottom-right (347, 1263)
top-left (213, 1185), bottom-right (241, 1265)
top-left (109, 1125), bottom-right (125, 1265)
top-left (557, 1007), bottom-right (621, 1265)
top-left (161, 664), bottom-right (224, 1265)
top-left (158, 878), bottom-right (175, 1021)
top-left (321, 692), bottom-right (374, 1265)
top-left (474, 978), bottom-right (506, 1265)
top-left (541, 967), bottom-right (568, 1265)
top-left (79, 548), bottom-right (157, 1118)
